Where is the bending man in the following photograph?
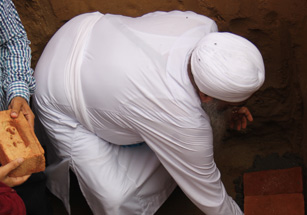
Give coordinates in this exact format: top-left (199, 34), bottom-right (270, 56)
top-left (33, 10), bottom-right (265, 215)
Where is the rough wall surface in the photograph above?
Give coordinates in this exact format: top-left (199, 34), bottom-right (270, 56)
top-left (12, 0), bottom-right (307, 213)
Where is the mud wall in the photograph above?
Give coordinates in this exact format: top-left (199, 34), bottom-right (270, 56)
top-left (13, 0), bottom-right (307, 202)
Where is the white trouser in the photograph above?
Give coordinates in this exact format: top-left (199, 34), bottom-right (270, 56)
top-left (33, 100), bottom-right (176, 215)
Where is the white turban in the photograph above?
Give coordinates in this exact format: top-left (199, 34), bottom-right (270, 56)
top-left (191, 32), bottom-right (265, 102)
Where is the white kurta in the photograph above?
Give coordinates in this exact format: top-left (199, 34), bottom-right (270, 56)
top-left (33, 11), bottom-right (243, 215)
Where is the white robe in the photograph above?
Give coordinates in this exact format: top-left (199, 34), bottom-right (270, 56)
top-left (33, 11), bottom-right (243, 215)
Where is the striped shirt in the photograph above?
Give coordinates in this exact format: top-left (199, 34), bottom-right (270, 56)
top-left (0, 0), bottom-right (36, 110)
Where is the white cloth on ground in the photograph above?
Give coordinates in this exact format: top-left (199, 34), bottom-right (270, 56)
top-left (33, 11), bottom-right (243, 215)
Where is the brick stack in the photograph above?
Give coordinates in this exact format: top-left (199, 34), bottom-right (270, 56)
top-left (243, 167), bottom-right (305, 215)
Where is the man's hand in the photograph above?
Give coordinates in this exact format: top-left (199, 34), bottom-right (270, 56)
top-left (0, 158), bottom-right (31, 187)
top-left (8, 97), bottom-right (35, 130)
top-left (230, 106), bottom-right (253, 131)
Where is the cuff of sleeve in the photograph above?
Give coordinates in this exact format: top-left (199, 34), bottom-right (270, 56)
top-left (7, 81), bottom-right (30, 105)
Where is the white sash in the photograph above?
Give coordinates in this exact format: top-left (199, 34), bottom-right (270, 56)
top-left (64, 12), bottom-right (102, 132)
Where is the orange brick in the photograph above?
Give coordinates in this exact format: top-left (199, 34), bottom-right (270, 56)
top-left (244, 193), bottom-right (305, 215)
top-left (243, 167), bottom-right (303, 196)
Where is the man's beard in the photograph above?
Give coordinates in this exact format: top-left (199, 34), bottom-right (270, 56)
top-left (201, 100), bottom-right (232, 147)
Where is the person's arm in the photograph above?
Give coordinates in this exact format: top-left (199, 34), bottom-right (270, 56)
top-left (0, 158), bottom-right (30, 187)
top-left (131, 116), bottom-right (243, 215)
top-left (0, 0), bottom-right (36, 127)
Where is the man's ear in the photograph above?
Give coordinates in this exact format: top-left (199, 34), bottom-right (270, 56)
top-left (199, 92), bottom-right (213, 103)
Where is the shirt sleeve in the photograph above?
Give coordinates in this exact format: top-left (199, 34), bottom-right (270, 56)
top-left (128, 115), bottom-right (243, 215)
top-left (0, 0), bottom-right (36, 107)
